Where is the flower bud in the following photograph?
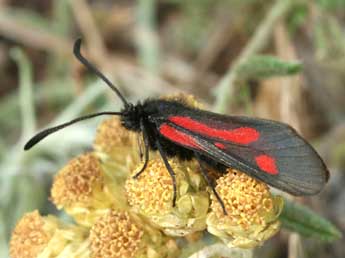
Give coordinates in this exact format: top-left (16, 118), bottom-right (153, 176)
top-left (125, 156), bottom-right (209, 236)
top-left (10, 210), bottom-right (88, 258)
top-left (206, 169), bottom-right (283, 248)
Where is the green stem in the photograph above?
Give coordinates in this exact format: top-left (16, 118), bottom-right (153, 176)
top-left (213, 0), bottom-right (295, 113)
top-left (136, 0), bottom-right (160, 73)
top-left (0, 138), bottom-right (6, 159)
top-left (0, 211), bottom-right (9, 258)
top-left (10, 48), bottom-right (36, 139)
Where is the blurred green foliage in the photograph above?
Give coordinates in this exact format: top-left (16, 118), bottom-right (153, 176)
top-left (236, 55), bottom-right (302, 79)
top-left (317, 0), bottom-right (345, 10)
top-left (281, 199), bottom-right (342, 242)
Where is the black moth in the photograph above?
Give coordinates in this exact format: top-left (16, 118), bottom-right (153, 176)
top-left (25, 39), bottom-right (329, 214)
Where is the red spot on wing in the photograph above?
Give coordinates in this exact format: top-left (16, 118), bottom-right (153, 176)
top-left (159, 124), bottom-right (200, 149)
top-left (255, 155), bottom-right (279, 175)
top-left (215, 142), bottom-right (226, 149)
top-left (169, 116), bottom-right (259, 144)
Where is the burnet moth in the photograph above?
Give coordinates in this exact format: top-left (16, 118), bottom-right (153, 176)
top-left (24, 39), bottom-right (329, 214)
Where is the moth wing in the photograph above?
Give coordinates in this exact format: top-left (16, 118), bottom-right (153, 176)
top-left (158, 112), bottom-right (328, 195)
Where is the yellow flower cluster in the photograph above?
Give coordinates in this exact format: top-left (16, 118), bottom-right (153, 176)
top-left (50, 152), bottom-right (128, 227)
top-left (10, 210), bottom-right (89, 258)
top-left (90, 210), bottom-right (170, 258)
top-left (10, 94), bottom-right (283, 258)
top-left (125, 158), bottom-right (209, 236)
top-left (207, 169), bottom-right (283, 248)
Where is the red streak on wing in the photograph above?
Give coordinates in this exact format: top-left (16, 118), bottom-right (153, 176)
top-left (169, 116), bottom-right (259, 144)
top-left (214, 142), bottom-right (226, 149)
top-left (255, 155), bottom-right (279, 175)
top-left (159, 124), bottom-right (200, 149)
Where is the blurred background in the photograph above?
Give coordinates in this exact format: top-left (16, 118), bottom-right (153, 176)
top-left (0, 0), bottom-right (344, 257)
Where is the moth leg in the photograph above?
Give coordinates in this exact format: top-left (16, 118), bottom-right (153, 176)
top-left (156, 139), bottom-right (177, 207)
top-left (137, 133), bottom-right (144, 160)
top-left (133, 120), bottom-right (150, 179)
top-left (194, 153), bottom-right (228, 215)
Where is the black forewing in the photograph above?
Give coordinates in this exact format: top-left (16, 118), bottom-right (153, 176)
top-left (149, 103), bottom-right (328, 196)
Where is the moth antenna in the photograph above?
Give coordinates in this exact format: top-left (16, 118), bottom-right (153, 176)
top-left (73, 38), bottom-right (130, 107)
top-left (24, 111), bottom-right (122, 150)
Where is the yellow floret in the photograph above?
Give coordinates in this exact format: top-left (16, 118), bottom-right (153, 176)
top-left (125, 157), bottom-right (209, 236)
top-left (51, 153), bottom-right (103, 207)
top-left (90, 210), bottom-right (144, 258)
top-left (207, 169), bottom-right (283, 248)
top-left (10, 211), bottom-right (53, 258)
top-left (125, 157), bottom-right (178, 216)
top-left (51, 153), bottom-right (128, 227)
top-left (10, 210), bottom-right (89, 258)
top-left (90, 210), bottom-right (176, 258)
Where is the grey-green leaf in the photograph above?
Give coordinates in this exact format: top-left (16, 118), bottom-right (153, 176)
top-left (236, 55), bottom-right (303, 79)
top-left (280, 199), bottom-right (342, 242)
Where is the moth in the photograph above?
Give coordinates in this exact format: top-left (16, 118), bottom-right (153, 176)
top-left (25, 39), bottom-right (329, 214)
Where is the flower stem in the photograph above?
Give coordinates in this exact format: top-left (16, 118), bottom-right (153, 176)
top-left (136, 0), bottom-right (160, 73)
top-left (10, 48), bottom-right (36, 140)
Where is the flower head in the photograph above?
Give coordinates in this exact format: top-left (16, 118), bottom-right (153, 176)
top-left (90, 210), bottom-right (143, 258)
top-left (51, 152), bottom-right (127, 226)
top-left (90, 210), bottom-right (176, 258)
top-left (207, 168), bottom-right (283, 248)
top-left (51, 153), bottom-right (103, 207)
top-left (10, 210), bottom-right (88, 258)
top-left (125, 156), bottom-right (209, 236)
top-left (10, 211), bottom-right (53, 258)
